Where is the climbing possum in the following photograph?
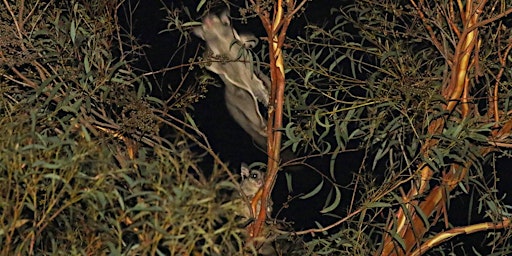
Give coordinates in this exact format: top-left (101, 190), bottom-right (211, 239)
top-left (239, 163), bottom-right (277, 256)
top-left (239, 163), bottom-right (273, 220)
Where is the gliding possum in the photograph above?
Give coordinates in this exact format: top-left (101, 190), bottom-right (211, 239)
top-left (193, 11), bottom-right (270, 148)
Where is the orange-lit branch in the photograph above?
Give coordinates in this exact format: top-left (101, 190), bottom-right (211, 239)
top-left (249, 0), bottom-right (307, 240)
top-left (250, 0), bottom-right (288, 238)
top-left (492, 43), bottom-right (512, 125)
top-left (379, 1), bottom-right (488, 255)
top-left (409, 218), bottom-right (512, 256)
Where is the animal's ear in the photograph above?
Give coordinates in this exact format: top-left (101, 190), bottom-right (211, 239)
top-left (237, 34), bottom-right (258, 49)
top-left (219, 10), bottom-right (231, 26)
top-left (241, 162), bottom-right (250, 177)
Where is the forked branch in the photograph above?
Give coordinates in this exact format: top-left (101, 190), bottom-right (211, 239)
top-left (248, 0), bottom-right (307, 239)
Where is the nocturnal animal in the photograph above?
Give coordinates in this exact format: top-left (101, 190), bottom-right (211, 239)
top-left (193, 11), bottom-right (270, 149)
top-left (193, 11), bottom-right (300, 171)
top-left (239, 163), bottom-right (273, 220)
top-left (192, 10), bottom-right (270, 106)
top-left (239, 163), bottom-right (277, 255)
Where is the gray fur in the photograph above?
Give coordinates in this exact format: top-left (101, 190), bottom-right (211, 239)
top-left (193, 11), bottom-right (270, 148)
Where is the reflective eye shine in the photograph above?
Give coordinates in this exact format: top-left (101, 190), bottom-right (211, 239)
top-left (250, 172), bottom-right (259, 180)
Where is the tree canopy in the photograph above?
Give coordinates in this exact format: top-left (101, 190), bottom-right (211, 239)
top-left (1, 0), bottom-right (512, 255)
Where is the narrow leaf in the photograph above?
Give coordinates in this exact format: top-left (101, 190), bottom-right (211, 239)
top-left (320, 186), bottom-right (341, 213)
top-left (300, 179), bottom-right (324, 199)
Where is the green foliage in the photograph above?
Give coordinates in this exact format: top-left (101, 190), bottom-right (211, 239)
top-left (0, 0), bottom-right (252, 255)
top-left (278, 0), bottom-right (512, 254)
top-left (0, 110), bottom-right (247, 254)
top-left (3, 0), bottom-right (512, 255)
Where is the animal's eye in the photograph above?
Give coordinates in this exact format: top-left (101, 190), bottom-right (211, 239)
top-left (250, 173), bottom-right (258, 179)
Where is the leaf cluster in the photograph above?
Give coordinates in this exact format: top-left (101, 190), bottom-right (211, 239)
top-left (275, 0), bottom-right (512, 254)
top-left (0, 0), bottom-right (256, 255)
